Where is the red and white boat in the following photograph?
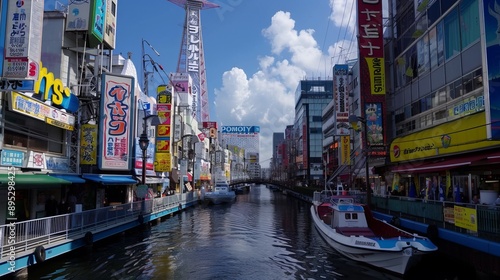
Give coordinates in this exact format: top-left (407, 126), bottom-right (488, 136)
top-left (310, 190), bottom-right (438, 275)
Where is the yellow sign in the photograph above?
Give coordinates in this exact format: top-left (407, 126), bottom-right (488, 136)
top-left (390, 112), bottom-right (500, 162)
top-left (80, 124), bottom-right (98, 165)
top-left (366, 57), bottom-right (385, 95)
top-left (454, 205), bottom-right (478, 232)
top-left (46, 117), bottom-right (74, 131)
top-left (154, 152), bottom-right (171, 172)
top-left (339, 136), bottom-right (351, 165)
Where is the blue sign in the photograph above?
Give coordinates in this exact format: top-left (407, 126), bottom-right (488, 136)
top-left (1, 149), bottom-right (25, 167)
top-left (0, 79), bottom-right (35, 91)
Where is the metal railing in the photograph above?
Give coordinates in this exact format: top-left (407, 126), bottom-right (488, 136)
top-left (0, 192), bottom-right (199, 262)
top-left (371, 195), bottom-right (500, 242)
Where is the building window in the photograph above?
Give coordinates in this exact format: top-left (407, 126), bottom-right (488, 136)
top-left (460, 0), bottom-right (480, 49)
top-left (444, 8), bottom-right (460, 60)
top-left (4, 110), bottom-right (64, 154)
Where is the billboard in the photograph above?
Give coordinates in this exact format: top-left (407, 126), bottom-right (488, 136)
top-left (80, 124), bottom-right (98, 165)
top-left (103, 0), bottom-right (117, 49)
top-left (2, 0), bottom-right (43, 80)
top-left (154, 85), bottom-right (172, 172)
top-left (66, 0), bottom-right (91, 31)
top-left (357, 0), bottom-right (385, 95)
top-left (333, 64), bottom-right (350, 135)
top-left (99, 73), bottom-right (135, 170)
top-left (171, 72), bottom-right (192, 108)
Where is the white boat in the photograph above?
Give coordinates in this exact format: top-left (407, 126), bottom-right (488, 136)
top-left (310, 190), bottom-right (437, 275)
top-left (204, 182), bottom-right (236, 205)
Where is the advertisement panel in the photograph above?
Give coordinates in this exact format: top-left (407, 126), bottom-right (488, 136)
top-left (186, 6), bottom-right (200, 122)
top-left (3, 0), bottom-right (43, 80)
top-left (170, 72), bottom-right (192, 108)
top-left (89, 0), bottom-right (106, 48)
top-left (365, 103), bottom-right (384, 146)
top-left (154, 85), bottom-right (172, 172)
top-left (339, 135), bottom-right (351, 166)
top-left (66, 0), bottom-right (91, 31)
top-left (80, 124), bottom-right (97, 165)
top-left (99, 73), bottom-right (135, 170)
top-left (103, 0), bottom-right (117, 49)
top-left (333, 64), bottom-right (349, 135)
top-left (357, 0), bottom-right (385, 95)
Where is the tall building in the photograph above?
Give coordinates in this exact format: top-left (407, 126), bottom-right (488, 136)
top-left (384, 0), bottom-right (500, 202)
top-left (294, 79), bottom-right (333, 185)
top-left (168, 0), bottom-right (218, 123)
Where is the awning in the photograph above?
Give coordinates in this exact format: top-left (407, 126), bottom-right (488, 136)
top-left (82, 174), bottom-right (138, 185)
top-left (48, 174), bottom-right (85, 183)
top-left (392, 153), bottom-right (487, 173)
top-left (0, 174), bottom-right (72, 186)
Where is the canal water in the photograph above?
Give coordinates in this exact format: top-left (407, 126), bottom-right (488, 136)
top-left (17, 185), bottom-right (475, 280)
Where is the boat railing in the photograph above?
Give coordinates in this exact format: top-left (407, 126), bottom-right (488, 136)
top-left (0, 192), bottom-right (199, 262)
top-left (331, 197), bottom-right (354, 205)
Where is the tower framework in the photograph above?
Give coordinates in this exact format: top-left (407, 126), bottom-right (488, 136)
top-left (169, 0), bottom-right (218, 123)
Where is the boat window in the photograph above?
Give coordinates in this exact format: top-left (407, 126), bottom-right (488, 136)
top-left (352, 213), bottom-right (358, 219)
top-left (345, 213), bottom-right (351, 220)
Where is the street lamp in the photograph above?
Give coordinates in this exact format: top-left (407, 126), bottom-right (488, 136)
top-left (349, 114), bottom-right (371, 207)
top-left (139, 114), bottom-right (160, 185)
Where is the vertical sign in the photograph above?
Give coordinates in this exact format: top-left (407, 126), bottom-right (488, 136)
top-left (154, 85), bottom-right (172, 172)
top-left (365, 103), bottom-right (384, 146)
top-left (186, 6), bottom-right (200, 122)
top-left (89, 0), bottom-right (106, 48)
top-left (99, 73), bottom-right (135, 170)
top-left (334, 64), bottom-right (350, 135)
top-left (357, 0), bottom-right (385, 95)
top-left (339, 135), bottom-right (351, 166)
top-left (80, 124), bottom-right (98, 165)
top-left (3, 0), bottom-right (43, 80)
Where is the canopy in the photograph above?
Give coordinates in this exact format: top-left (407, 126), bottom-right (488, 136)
top-left (82, 174), bottom-right (138, 185)
top-left (0, 174), bottom-right (72, 187)
top-left (48, 174), bottom-right (85, 183)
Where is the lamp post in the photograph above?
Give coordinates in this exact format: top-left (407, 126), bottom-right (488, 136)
top-left (349, 115), bottom-right (371, 207)
top-left (138, 114), bottom-right (160, 185)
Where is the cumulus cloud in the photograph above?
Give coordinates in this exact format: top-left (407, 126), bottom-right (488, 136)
top-left (214, 5), bottom-right (359, 166)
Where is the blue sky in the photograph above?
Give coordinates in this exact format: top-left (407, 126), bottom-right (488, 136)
top-left (47, 0), bottom-right (361, 166)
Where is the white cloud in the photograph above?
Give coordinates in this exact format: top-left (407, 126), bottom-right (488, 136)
top-left (214, 9), bottom-right (352, 166)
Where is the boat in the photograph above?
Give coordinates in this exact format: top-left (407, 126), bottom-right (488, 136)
top-left (234, 184), bottom-right (250, 194)
top-left (310, 190), bottom-right (438, 275)
top-left (204, 181), bottom-right (236, 205)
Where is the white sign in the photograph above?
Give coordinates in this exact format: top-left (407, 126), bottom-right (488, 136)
top-left (3, 0), bottom-right (43, 79)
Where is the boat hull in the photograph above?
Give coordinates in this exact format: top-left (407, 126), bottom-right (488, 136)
top-left (204, 193), bottom-right (236, 205)
top-left (310, 205), bottom-right (430, 275)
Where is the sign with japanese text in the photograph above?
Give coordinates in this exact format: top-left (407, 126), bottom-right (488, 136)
top-left (155, 85), bottom-right (172, 172)
top-left (80, 124), bottom-right (97, 165)
top-left (454, 205), bottom-right (478, 232)
top-left (357, 0), bottom-right (385, 95)
top-left (89, 0), bottom-right (106, 47)
top-left (333, 64), bottom-right (350, 135)
top-left (8, 91), bottom-right (76, 130)
top-left (1, 149), bottom-right (25, 167)
top-left (339, 135), bottom-right (351, 166)
top-left (99, 73), bottom-right (135, 170)
top-left (3, 0), bottom-right (43, 80)
top-left (365, 103), bottom-right (384, 146)
top-left (186, 6), bottom-right (200, 121)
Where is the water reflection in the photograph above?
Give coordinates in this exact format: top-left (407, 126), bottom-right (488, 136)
top-left (21, 185), bottom-right (453, 280)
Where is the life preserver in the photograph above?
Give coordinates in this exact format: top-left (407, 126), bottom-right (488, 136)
top-left (84, 232), bottom-right (93, 246)
top-left (138, 214), bottom-right (144, 224)
top-left (34, 245), bottom-right (46, 263)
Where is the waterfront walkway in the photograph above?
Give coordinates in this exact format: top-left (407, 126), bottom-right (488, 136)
top-left (0, 192), bottom-right (199, 277)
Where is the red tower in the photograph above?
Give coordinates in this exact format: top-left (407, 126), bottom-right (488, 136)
top-left (168, 0), bottom-right (219, 123)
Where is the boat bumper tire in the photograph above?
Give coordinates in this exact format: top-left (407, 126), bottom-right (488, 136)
top-left (84, 231), bottom-right (93, 246)
top-left (34, 245), bottom-right (46, 263)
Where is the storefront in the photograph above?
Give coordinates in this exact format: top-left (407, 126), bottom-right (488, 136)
top-left (81, 174), bottom-right (138, 207)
